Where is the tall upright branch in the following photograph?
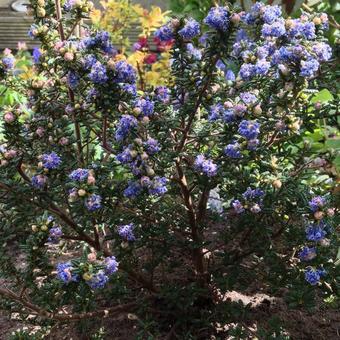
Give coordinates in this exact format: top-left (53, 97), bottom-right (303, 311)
top-left (54, 0), bottom-right (84, 166)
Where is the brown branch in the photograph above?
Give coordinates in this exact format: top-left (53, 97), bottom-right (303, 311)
top-left (0, 286), bottom-right (136, 321)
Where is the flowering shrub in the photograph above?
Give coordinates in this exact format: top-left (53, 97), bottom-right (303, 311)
top-left (0, 1), bottom-right (339, 337)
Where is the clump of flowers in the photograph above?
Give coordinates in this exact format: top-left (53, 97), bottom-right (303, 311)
top-left (0, 1), bottom-right (337, 337)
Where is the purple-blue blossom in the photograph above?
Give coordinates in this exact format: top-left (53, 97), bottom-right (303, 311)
top-left (89, 62), bottom-right (108, 84)
top-left (224, 142), bottom-right (242, 158)
top-left (117, 223), bottom-right (136, 241)
top-left (114, 60), bottom-right (136, 84)
top-left (87, 271), bottom-right (109, 289)
top-left (144, 138), bottom-right (161, 154)
top-left (69, 168), bottom-right (89, 182)
top-left (134, 98), bottom-right (154, 116)
top-left (56, 262), bottom-right (79, 283)
top-left (41, 152), bottom-right (61, 169)
top-left (115, 115), bottom-right (138, 141)
top-left (262, 5), bottom-right (282, 24)
top-left (155, 86), bottom-right (170, 103)
top-left (232, 200), bottom-right (245, 214)
top-left (309, 196), bottom-right (326, 212)
top-left (298, 247), bottom-right (317, 261)
top-left (31, 174), bottom-right (47, 189)
top-left (48, 226), bottom-right (63, 243)
top-left (154, 24), bottom-right (174, 42)
top-left (261, 19), bottom-right (286, 38)
top-left (300, 58), bottom-right (319, 78)
top-left (124, 180), bottom-right (142, 198)
top-left (178, 18), bottom-right (200, 40)
top-left (304, 267), bottom-right (326, 285)
top-left (194, 155), bottom-right (218, 177)
top-left (85, 194), bottom-right (102, 211)
top-left (306, 222), bottom-right (327, 241)
top-left (104, 256), bottom-right (119, 275)
top-left (204, 7), bottom-right (229, 31)
top-left (148, 176), bottom-right (168, 196)
top-left (238, 120), bottom-right (260, 140)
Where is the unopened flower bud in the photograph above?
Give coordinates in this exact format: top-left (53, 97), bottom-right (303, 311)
top-left (129, 150), bottom-right (138, 158)
top-left (87, 253), bottom-right (97, 262)
top-left (140, 152), bottom-right (148, 160)
top-left (78, 189), bottom-right (86, 197)
top-left (41, 224), bottom-right (48, 231)
top-left (326, 208), bottom-right (334, 217)
top-left (87, 175), bottom-right (96, 185)
top-left (134, 138), bottom-right (143, 146)
top-left (36, 7), bottom-right (46, 17)
top-left (146, 167), bottom-right (155, 177)
top-left (83, 272), bottom-right (92, 281)
top-left (314, 211), bottom-right (324, 220)
top-left (231, 13), bottom-right (240, 25)
top-left (133, 107), bottom-right (141, 115)
top-left (319, 238), bottom-right (330, 247)
top-left (142, 116), bottom-right (150, 125)
top-left (31, 225), bottom-right (38, 232)
top-left (272, 179), bottom-right (282, 189)
top-left (313, 17), bottom-right (322, 25)
top-left (59, 137), bottom-right (69, 145)
top-left (64, 52), bottom-right (74, 61)
top-left (4, 112), bottom-right (15, 123)
top-left (253, 104), bottom-right (262, 115)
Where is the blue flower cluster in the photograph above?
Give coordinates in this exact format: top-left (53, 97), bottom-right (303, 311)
top-left (114, 60), bottom-right (137, 84)
top-left (232, 187), bottom-right (264, 214)
top-left (31, 174), bottom-right (47, 189)
top-left (300, 195), bottom-right (334, 285)
top-left (85, 194), bottom-right (102, 211)
top-left (2, 56), bottom-right (15, 70)
top-left (81, 31), bottom-right (116, 55)
top-left (104, 256), bottom-right (119, 275)
top-left (117, 223), bottom-right (136, 241)
top-left (87, 271), bottom-right (109, 289)
top-left (57, 255), bottom-right (118, 290)
top-left (48, 226), bottom-right (63, 243)
top-left (134, 98), bottom-right (154, 116)
top-left (89, 61), bottom-right (108, 84)
top-left (234, 3), bottom-right (332, 80)
top-left (194, 155), bottom-right (218, 177)
top-left (56, 262), bottom-right (79, 283)
top-left (305, 267), bottom-right (326, 285)
top-left (204, 6), bottom-right (230, 31)
top-left (69, 168), bottom-right (90, 182)
top-left (238, 120), bottom-right (260, 140)
top-left (154, 86), bottom-right (170, 103)
top-left (308, 196), bottom-right (326, 212)
top-left (115, 115), bottom-right (138, 142)
top-left (154, 24), bottom-right (174, 42)
top-left (298, 246), bottom-right (317, 261)
top-left (178, 18), bottom-right (200, 40)
top-left (41, 152), bottom-right (61, 170)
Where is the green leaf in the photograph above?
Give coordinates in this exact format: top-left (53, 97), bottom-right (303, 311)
top-left (311, 89), bottom-right (334, 103)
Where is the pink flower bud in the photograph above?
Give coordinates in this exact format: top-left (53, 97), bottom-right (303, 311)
top-left (231, 13), bottom-right (240, 25)
top-left (87, 252), bottom-right (97, 262)
top-left (253, 104), bottom-right (262, 115)
top-left (4, 112), bottom-right (15, 123)
top-left (326, 208), bottom-right (335, 217)
top-left (314, 211), bottom-right (324, 220)
top-left (59, 137), bottom-right (69, 145)
top-left (64, 52), bottom-right (74, 61)
top-left (87, 175), bottom-right (96, 185)
top-left (314, 102), bottom-right (322, 110)
top-left (36, 127), bottom-right (45, 137)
